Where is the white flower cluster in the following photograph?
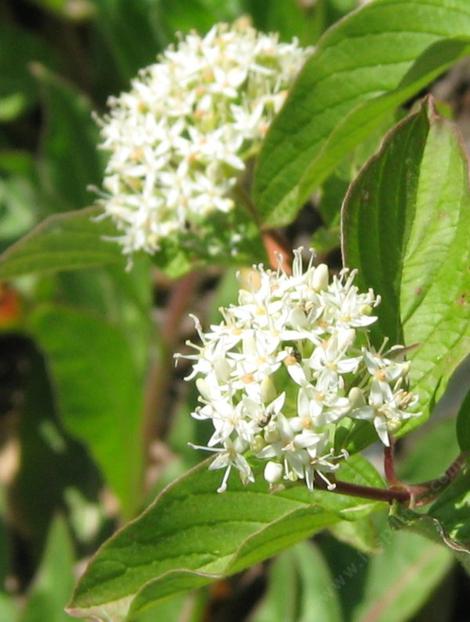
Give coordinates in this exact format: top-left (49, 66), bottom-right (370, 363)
top-left (178, 250), bottom-right (419, 493)
top-left (97, 21), bottom-right (311, 256)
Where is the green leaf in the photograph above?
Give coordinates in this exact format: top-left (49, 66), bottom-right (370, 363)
top-left (246, 0), bottom-right (323, 46)
top-left (12, 348), bottom-right (100, 554)
top-left (329, 512), bottom-right (385, 555)
top-left (67, 456), bottom-right (384, 621)
top-left (321, 527), bottom-right (453, 622)
top-left (391, 471), bottom-right (470, 573)
top-left (351, 529), bottom-right (453, 622)
top-left (428, 471), bottom-right (470, 548)
top-left (131, 592), bottom-right (203, 622)
top-left (0, 22), bottom-right (57, 122)
top-left (253, 0), bottom-right (470, 226)
top-left (398, 418), bottom-right (459, 483)
top-left (456, 390), bottom-right (470, 452)
top-left (0, 207), bottom-right (125, 279)
top-left (91, 0), bottom-right (161, 84)
top-left (252, 542), bottom-right (342, 622)
top-left (251, 547), bottom-right (298, 622)
top-left (28, 305), bottom-right (144, 516)
top-left (34, 65), bottom-right (103, 211)
top-left (154, 0), bottom-right (242, 41)
top-left (56, 256), bottom-right (153, 378)
top-left (21, 516), bottom-right (75, 622)
top-left (342, 100), bottom-right (470, 427)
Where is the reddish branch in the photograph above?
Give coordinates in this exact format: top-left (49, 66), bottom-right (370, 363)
top-left (143, 271), bottom-right (201, 455)
top-left (314, 452), bottom-right (468, 506)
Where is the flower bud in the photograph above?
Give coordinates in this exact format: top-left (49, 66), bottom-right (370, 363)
top-left (264, 461), bottom-right (283, 484)
top-left (348, 387), bottom-right (366, 409)
top-left (312, 264), bottom-right (329, 291)
top-left (196, 378), bottom-right (212, 401)
top-left (260, 376), bottom-right (276, 404)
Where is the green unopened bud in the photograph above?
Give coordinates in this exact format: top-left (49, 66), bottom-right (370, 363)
top-left (348, 386), bottom-right (365, 409)
top-left (313, 263), bottom-right (329, 291)
top-left (261, 376), bottom-right (276, 404)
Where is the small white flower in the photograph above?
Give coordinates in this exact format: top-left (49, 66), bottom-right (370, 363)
top-left (178, 249), bottom-right (419, 491)
top-left (352, 382), bottom-right (420, 446)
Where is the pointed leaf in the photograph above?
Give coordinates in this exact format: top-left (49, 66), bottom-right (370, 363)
top-left (35, 65), bottom-right (102, 211)
top-left (321, 527), bottom-right (453, 622)
top-left (253, 0), bottom-right (470, 226)
top-left (0, 207), bottom-right (125, 279)
top-left (68, 456), bottom-right (384, 621)
top-left (0, 22), bottom-right (58, 121)
top-left (28, 306), bottom-right (143, 516)
top-left (352, 530), bottom-right (453, 622)
top-left (251, 542), bottom-right (342, 622)
top-left (342, 100), bottom-right (470, 427)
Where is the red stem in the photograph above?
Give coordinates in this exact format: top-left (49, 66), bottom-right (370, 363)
top-left (384, 441), bottom-right (399, 486)
top-left (315, 475), bottom-right (410, 504)
top-left (143, 271), bottom-right (201, 449)
top-left (313, 452), bottom-right (468, 507)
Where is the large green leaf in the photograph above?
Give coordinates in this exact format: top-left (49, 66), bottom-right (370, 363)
top-left (253, 0), bottom-right (470, 226)
top-left (56, 255), bottom-right (153, 378)
top-left (28, 305), bottom-right (144, 516)
top-left (342, 101), bottom-right (470, 427)
top-left (252, 541), bottom-right (342, 622)
top-left (20, 517), bottom-right (75, 622)
top-left (12, 348), bottom-right (100, 554)
top-left (320, 527), bottom-right (453, 622)
top-left (67, 456), bottom-right (384, 621)
top-left (0, 22), bottom-right (57, 122)
top-left (35, 65), bottom-right (103, 212)
top-left (91, 0), bottom-right (161, 84)
top-left (351, 529), bottom-right (453, 622)
top-left (0, 207), bottom-right (125, 279)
